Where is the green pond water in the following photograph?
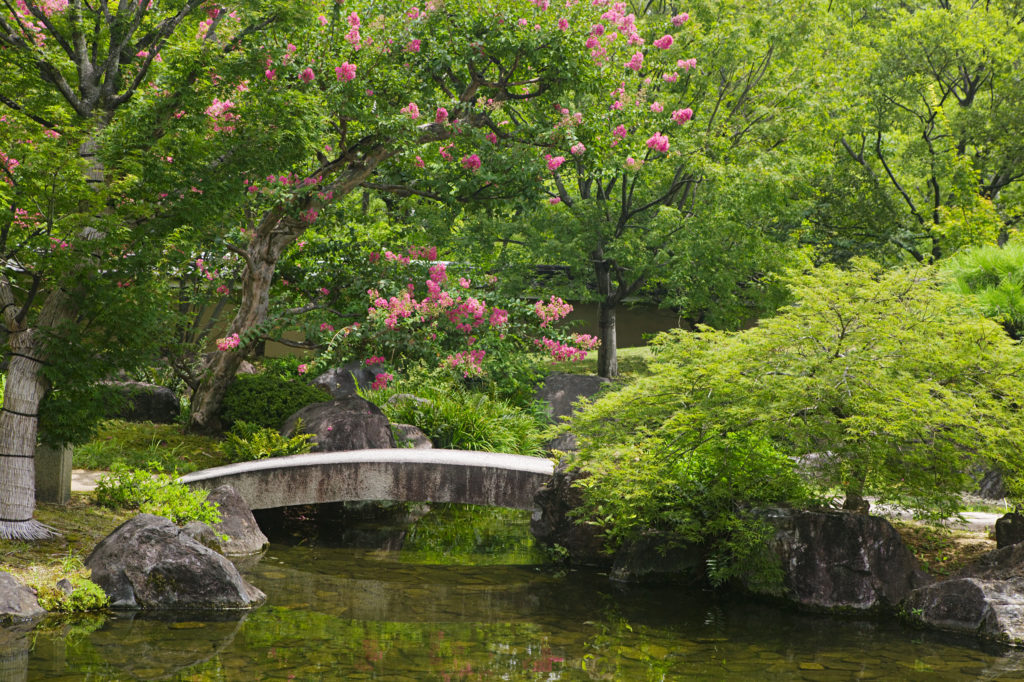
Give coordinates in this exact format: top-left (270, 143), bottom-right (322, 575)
top-left (14, 504), bottom-right (1024, 681)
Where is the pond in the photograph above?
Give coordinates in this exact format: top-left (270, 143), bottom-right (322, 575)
top-left (16, 504), bottom-right (1024, 680)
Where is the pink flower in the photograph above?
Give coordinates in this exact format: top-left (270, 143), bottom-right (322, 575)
top-left (486, 132), bottom-right (498, 144)
top-left (407, 38), bottom-right (421, 52)
top-left (335, 62), bottom-right (357, 81)
top-left (549, 197), bottom-right (561, 204)
top-left (265, 69), bottom-right (276, 80)
top-left (369, 252), bottom-right (381, 263)
top-left (319, 287), bottom-right (330, 295)
top-left (299, 67), bottom-right (315, 82)
top-left (320, 323), bottom-right (335, 332)
top-left (650, 101), bottom-right (663, 113)
top-left (365, 356), bottom-right (385, 365)
top-left (371, 372), bottom-right (394, 390)
top-left (557, 17), bottom-right (568, 30)
top-left (646, 132), bottom-right (670, 152)
top-left (678, 57), bottom-right (697, 71)
top-left (611, 100), bottom-right (623, 110)
top-left (318, 14), bottom-right (328, 25)
top-left (663, 73), bottom-right (678, 83)
top-left (671, 12), bottom-right (689, 26)
top-left (43, 129), bottom-right (60, 139)
top-left (297, 363), bottom-right (309, 375)
top-left (653, 34), bottom-right (674, 49)
top-left (612, 124), bottom-right (627, 138)
top-left (591, 23), bottom-right (605, 35)
top-left (570, 142), bottom-right (586, 155)
top-left (461, 154), bottom-right (481, 171)
top-left (545, 154), bottom-right (566, 171)
top-left (489, 308), bottom-right (509, 326)
top-left (216, 284), bottom-right (229, 295)
top-left (401, 102), bottom-right (420, 119)
top-left (626, 156), bottom-right (641, 168)
top-left (671, 108), bottom-right (693, 124)
top-left (458, 277), bottom-right (472, 288)
top-left (625, 52), bottom-right (643, 71)
top-left (414, 156), bottom-right (425, 168)
top-left (348, 11), bottom-right (361, 27)
top-left (435, 107), bottom-right (448, 123)
top-left (216, 333), bottom-right (241, 351)
top-left (346, 27), bottom-right (362, 47)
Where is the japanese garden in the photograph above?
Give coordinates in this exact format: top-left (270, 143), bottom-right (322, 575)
top-left (2, 0), bottom-right (1024, 678)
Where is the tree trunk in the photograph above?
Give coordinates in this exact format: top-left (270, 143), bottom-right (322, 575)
top-left (596, 300), bottom-right (618, 379)
top-left (188, 211), bottom-right (296, 434)
top-left (0, 329), bottom-right (52, 539)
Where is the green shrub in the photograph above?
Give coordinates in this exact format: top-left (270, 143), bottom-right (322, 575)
top-left (364, 373), bottom-right (546, 456)
top-left (944, 239), bottom-right (1024, 338)
top-left (94, 464), bottom-right (221, 526)
top-left (219, 420), bottom-right (313, 461)
top-left (219, 374), bottom-right (329, 430)
top-left (572, 260), bottom-right (1024, 584)
top-left (19, 555), bottom-right (109, 613)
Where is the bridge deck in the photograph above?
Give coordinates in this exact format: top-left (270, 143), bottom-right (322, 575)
top-left (178, 449), bottom-right (554, 511)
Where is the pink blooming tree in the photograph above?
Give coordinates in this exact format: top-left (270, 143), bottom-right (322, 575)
top-left (456, 4), bottom-right (809, 378)
top-left (183, 0), bottom-right (617, 433)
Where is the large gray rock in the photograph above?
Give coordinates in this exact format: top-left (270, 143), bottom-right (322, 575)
top-left (280, 396), bottom-right (396, 452)
top-left (996, 512), bottom-right (1024, 549)
top-left (85, 514), bottom-right (265, 610)
top-left (978, 469), bottom-right (1008, 499)
top-left (206, 484), bottom-right (268, 555)
top-left (746, 508), bottom-right (930, 611)
top-left (904, 578), bottom-right (1024, 644)
top-left (312, 362), bottom-right (384, 399)
top-left (0, 572), bottom-right (45, 622)
top-left (904, 542), bottom-right (1024, 645)
top-left (104, 381), bottom-right (179, 424)
top-left (535, 373), bottom-right (610, 452)
top-left (609, 533), bottom-right (704, 585)
top-left (530, 462), bottom-right (610, 567)
top-left (392, 423), bottom-right (432, 449)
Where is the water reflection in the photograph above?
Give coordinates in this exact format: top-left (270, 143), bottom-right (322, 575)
top-left (18, 503), bottom-right (1024, 680)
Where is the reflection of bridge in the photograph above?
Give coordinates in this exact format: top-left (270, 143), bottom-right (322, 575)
top-left (178, 449), bottom-right (554, 511)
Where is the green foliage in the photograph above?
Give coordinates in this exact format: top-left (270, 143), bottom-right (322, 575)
top-left (572, 260), bottom-right (1024, 581)
top-left (219, 420), bottom-right (313, 461)
top-left (73, 420), bottom-right (225, 474)
top-left (219, 374), bottom-right (329, 430)
top-left (24, 555), bottom-right (110, 614)
top-left (944, 239), bottom-right (1024, 338)
top-left (364, 370), bottom-right (546, 456)
top-left (94, 464), bottom-right (221, 526)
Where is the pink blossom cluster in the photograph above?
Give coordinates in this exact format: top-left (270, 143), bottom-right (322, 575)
top-left (489, 308), bottom-right (509, 326)
top-left (408, 245), bottom-right (438, 260)
top-left (534, 296), bottom-right (573, 327)
top-left (535, 336), bottom-right (587, 361)
top-left (204, 98), bottom-right (239, 133)
top-left (447, 297), bottom-right (487, 332)
top-left (571, 333), bottom-right (601, 350)
top-left (672, 12), bottom-right (689, 26)
top-left (671, 108), bottom-right (693, 124)
top-left (678, 57), bottom-right (697, 71)
top-left (653, 34), bottom-right (674, 50)
top-left (195, 257), bottom-right (218, 281)
top-left (646, 132), bottom-right (669, 152)
top-left (461, 154), bottom-right (481, 171)
top-left (384, 250), bottom-right (412, 264)
top-left (545, 154), bottom-right (566, 171)
top-left (216, 333), bottom-right (240, 351)
top-left (335, 62), bottom-right (357, 81)
top-left (401, 102), bottom-right (420, 119)
top-left (371, 372), bottom-right (394, 390)
top-left (365, 356), bottom-right (386, 365)
top-left (447, 349), bottom-right (486, 377)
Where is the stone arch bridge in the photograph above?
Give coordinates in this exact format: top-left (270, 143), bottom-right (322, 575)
top-left (178, 449), bottom-right (554, 511)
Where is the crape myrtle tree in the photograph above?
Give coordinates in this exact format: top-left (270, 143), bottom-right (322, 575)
top-left (0, 0), bottom-right (304, 539)
top-left (438, 0), bottom-right (818, 378)
top-left (802, 0), bottom-right (1024, 264)
top-left (183, 0), bottom-right (655, 432)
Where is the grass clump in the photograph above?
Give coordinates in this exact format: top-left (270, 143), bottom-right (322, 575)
top-left (16, 555), bottom-right (109, 613)
top-left (94, 464), bottom-right (221, 526)
top-left (74, 420), bottom-right (226, 473)
top-left (893, 521), bottom-right (994, 577)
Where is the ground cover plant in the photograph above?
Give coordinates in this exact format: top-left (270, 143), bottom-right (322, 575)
top-left (569, 260), bottom-right (1024, 583)
top-left (93, 465), bottom-right (221, 526)
top-left (73, 420), bottom-right (228, 474)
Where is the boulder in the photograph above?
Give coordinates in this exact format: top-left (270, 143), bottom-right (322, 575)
top-left (534, 373), bottom-right (610, 452)
top-left (206, 484), bottom-right (269, 555)
top-left (978, 469), bottom-right (1008, 499)
top-left (312, 362), bottom-right (384, 399)
top-left (85, 514), bottom-right (265, 610)
top-left (745, 508), bottom-right (930, 611)
top-left (104, 381), bottom-right (179, 424)
top-left (392, 423), bottom-right (432, 449)
top-left (280, 396), bottom-right (396, 452)
top-left (996, 512), bottom-right (1024, 549)
top-left (0, 572), bottom-right (45, 622)
top-left (609, 533), bottom-right (704, 585)
top-left (903, 578), bottom-right (1024, 644)
top-left (530, 462), bottom-right (610, 567)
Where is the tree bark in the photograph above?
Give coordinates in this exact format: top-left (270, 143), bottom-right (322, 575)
top-left (596, 300), bottom-right (618, 379)
top-left (188, 210), bottom-right (301, 434)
